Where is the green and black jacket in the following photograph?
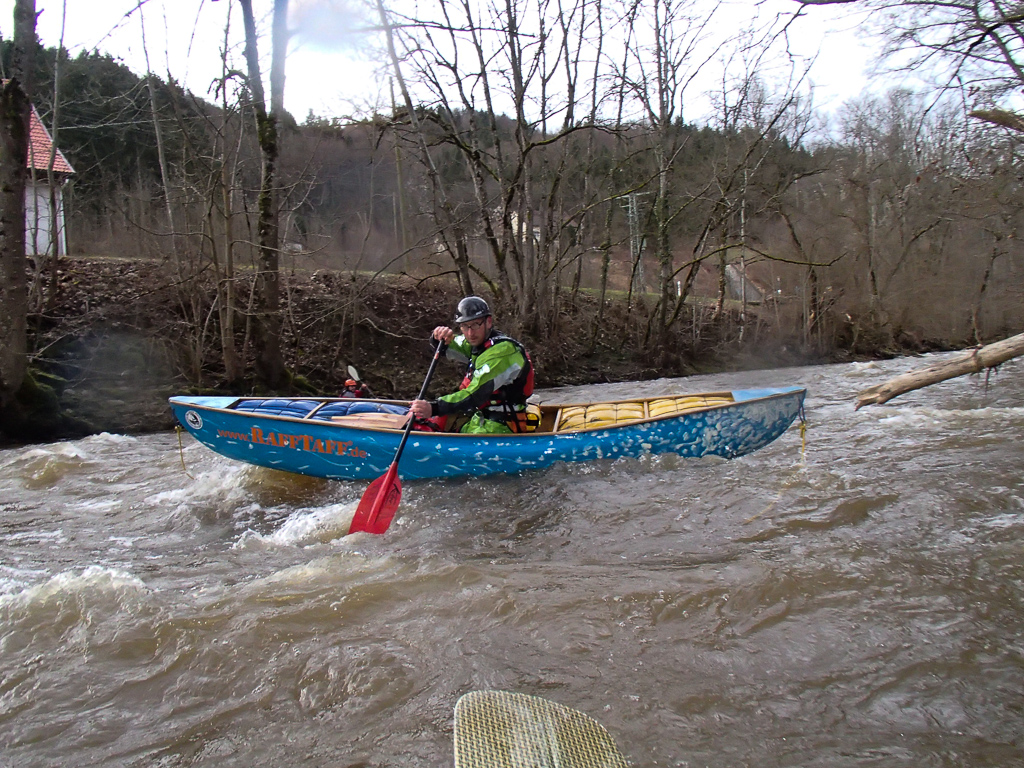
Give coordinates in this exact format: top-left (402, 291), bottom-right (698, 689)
top-left (428, 331), bottom-right (533, 418)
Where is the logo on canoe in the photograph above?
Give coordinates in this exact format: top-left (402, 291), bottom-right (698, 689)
top-left (184, 410), bottom-right (204, 430)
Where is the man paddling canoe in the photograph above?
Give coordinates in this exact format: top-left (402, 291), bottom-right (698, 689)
top-left (409, 296), bottom-right (535, 433)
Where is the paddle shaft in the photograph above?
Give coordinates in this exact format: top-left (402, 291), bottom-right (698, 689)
top-left (349, 341), bottom-right (447, 535)
top-left (391, 340), bottom-right (447, 465)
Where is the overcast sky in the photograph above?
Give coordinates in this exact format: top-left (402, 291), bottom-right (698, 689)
top-left (0, 0), bottom-right (888, 123)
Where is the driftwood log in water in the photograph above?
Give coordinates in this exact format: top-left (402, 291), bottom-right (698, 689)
top-left (855, 332), bottom-right (1024, 409)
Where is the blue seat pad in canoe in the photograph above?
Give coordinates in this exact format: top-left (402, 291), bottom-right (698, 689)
top-left (312, 401), bottom-right (407, 419)
top-left (230, 398), bottom-right (406, 419)
top-left (233, 399), bottom-right (319, 417)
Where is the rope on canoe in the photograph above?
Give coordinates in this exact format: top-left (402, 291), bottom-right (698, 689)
top-left (175, 426), bottom-right (195, 480)
top-left (799, 400), bottom-right (807, 460)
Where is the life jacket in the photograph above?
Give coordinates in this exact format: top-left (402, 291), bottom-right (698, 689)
top-left (341, 379), bottom-right (371, 398)
top-left (460, 332), bottom-right (533, 398)
top-left (460, 333), bottom-right (534, 430)
top-left (412, 333), bottom-right (536, 434)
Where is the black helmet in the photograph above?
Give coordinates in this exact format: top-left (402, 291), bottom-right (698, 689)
top-left (454, 296), bottom-right (491, 324)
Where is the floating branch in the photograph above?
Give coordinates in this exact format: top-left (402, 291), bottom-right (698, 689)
top-left (855, 332), bottom-right (1024, 409)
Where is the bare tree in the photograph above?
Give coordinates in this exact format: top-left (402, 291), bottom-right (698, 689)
top-left (379, 0), bottom-right (623, 331)
top-left (618, 0), bottom-right (717, 354)
top-left (211, 10), bottom-right (245, 387)
top-left (374, 0), bottom-right (475, 296)
top-left (139, 5), bottom-right (179, 260)
top-left (793, 0), bottom-right (1024, 128)
top-left (612, 4), bottom-right (823, 358)
top-left (39, 0), bottom-right (68, 310)
top-left (240, 0), bottom-right (289, 388)
top-left (0, 0), bottom-right (35, 420)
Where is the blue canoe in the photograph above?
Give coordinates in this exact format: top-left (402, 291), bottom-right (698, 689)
top-left (169, 387), bottom-right (805, 481)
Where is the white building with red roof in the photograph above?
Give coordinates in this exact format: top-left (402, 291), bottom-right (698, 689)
top-left (26, 106), bottom-right (75, 257)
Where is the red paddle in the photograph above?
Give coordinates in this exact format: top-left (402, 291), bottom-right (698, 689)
top-left (348, 341), bottom-right (448, 535)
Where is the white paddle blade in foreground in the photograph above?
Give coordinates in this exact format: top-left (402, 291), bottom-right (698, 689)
top-left (454, 690), bottom-right (629, 768)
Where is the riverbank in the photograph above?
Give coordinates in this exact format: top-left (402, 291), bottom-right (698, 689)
top-left (2, 256), bottom-right (949, 445)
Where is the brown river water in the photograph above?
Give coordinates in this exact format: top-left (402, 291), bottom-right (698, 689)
top-left (1, 354), bottom-right (1022, 768)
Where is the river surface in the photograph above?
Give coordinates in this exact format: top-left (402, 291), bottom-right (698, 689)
top-left (1, 354), bottom-right (1023, 768)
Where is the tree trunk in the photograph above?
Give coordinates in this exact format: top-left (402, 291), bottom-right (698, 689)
top-left (0, 0), bottom-right (36, 414)
top-left (220, 142), bottom-right (242, 385)
top-left (855, 332), bottom-right (1024, 409)
top-left (45, 1), bottom-right (67, 308)
top-left (240, 0), bottom-right (288, 389)
top-left (139, 11), bottom-right (177, 261)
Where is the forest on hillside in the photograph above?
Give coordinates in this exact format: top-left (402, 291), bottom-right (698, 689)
top-left (1, 0), bottom-right (1023, 441)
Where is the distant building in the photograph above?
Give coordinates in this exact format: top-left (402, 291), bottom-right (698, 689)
top-left (26, 106), bottom-right (75, 257)
top-left (725, 260), bottom-right (767, 304)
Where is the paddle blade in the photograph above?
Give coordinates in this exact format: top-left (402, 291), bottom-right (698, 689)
top-left (349, 464), bottom-right (402, 535)
top-left (454, 690), bottom-right (629, 768)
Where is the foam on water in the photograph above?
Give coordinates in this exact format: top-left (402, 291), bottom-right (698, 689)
top-left (84, 432), bottom-right (137, 445)
top-left (247, 550), bottom-right (393, 590)
top-left (849, 360), bottom-right (884, 374)
top-left (145, 463), bottom-right (253, 516)
top-left (0, 433), bottom-right (140, 485)
top-left (234, 502), bottom-right (358, 549)
top-left (0, 563), bottom-right (53, 597)
top-left (980, 510), bottom-right (1024, 530)
top-left (875, 403), bottom-right (1024, 426)
top-left (0, 565), bottom-right (151, 614)
top-left (75, 498), bottom-right (122, 513)
top-left (4, 528), bottom-right (66, 545)
top-left (4, 443), bottom-right (93, 488)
